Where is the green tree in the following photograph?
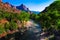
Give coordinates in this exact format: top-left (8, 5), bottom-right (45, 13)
top-left (0, 24), bottom-right (5, 34)
top-left (39, 1), bottom-right (60, 32)
top-left (9, 20), bottom-right (18, 30)
top-left (4, 23), bottom-right (10, 32)
top-left (30, 13), bottom-right (40, 22)
top-left (17, 11), bottom-right (30, 21)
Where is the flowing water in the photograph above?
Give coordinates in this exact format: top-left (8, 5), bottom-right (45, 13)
top-left (19, 20), bottom-right (42, 40)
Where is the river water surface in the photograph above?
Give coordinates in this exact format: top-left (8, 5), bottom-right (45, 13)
top-left (18, 20), bottom-right (42, 40)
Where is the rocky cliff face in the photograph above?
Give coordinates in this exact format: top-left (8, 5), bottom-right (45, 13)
top-left (0, 0), bottom-right (34, 14)
top-left (0, 1), bottom-right (32, 14)
top-left (0, 1), bottom-right (21, 13)
top-left (0, 0), bottom-right (2, 2)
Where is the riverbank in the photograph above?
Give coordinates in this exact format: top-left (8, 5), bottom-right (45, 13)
top-left (0, 20), bottom-right (42, 40)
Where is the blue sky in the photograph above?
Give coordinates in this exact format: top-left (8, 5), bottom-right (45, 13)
top-left (3, 0), bottom-right (55, 12)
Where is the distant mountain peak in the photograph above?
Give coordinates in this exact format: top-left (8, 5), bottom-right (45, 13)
top-left (16, 4), bottom-right (30, 11)
top-left (20, 4), bottom-right (25, 6)
top-left (5, 2), bottom-right (9, 4)
top-left (20, 4), bottom-right (27, 9)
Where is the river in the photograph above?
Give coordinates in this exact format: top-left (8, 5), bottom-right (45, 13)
top-left (17, 20), bottom-right (42, 40)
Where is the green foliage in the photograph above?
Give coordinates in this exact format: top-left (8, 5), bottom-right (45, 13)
top-left (0, 14), bottom-right (3, 20)
top-left (56, 19), bottom-right (60, 30)
top-left (0, 24), bottom-right (5, 34)
top-left (0, 10), bottom-right (31, 35)
top-left (56, 0), bottom-right (60, 1)
top-left (17, 11), bottom-right (30, 21)
top-left (39, 1), bottom-right (60, 31)
top-left (3, 12), bottom-right (10, 18)
top-left (0, 12), bottom-right (3, 20)
top-left (4, 20), bottom-right (18, 31)
top-left (9, 20), bottom-right (18, 30)
top-left (30, 13), bottom-right (40, 22)
top-left (4, 23), bottom-right (10, 32)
